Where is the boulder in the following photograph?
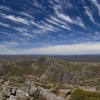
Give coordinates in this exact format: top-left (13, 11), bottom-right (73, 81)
top-left (15, 89), bottom-right (30, 100)
top-left (21, 81), bottom-right (37, 96)
top-left (30, 97), bottom-right (34, 100)
top-left (0, 92), bottom-right (2, 100)
top-left (57, 89), bottom-right (71, 98)
top-left (21, 81), bottom-right (30, 93)
top-left (40, 74), bottom-right (48, 83)
top-left (38, 87), bottom-right (65, 100)
top-left (9, 95), bottom-right (16, 100)
top-left (0, 76), bottom-right (8, 84)
top-left (2, 86), bottom-right (12, 97)
top-left (11, 87), bottom-right (17, 96)
top-left (29, 82), bottom-right (37, 96)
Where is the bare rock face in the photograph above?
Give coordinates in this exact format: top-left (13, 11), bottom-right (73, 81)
top-left (38, 87), bottom-right (65, 100)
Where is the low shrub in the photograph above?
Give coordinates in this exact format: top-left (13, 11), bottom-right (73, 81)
top-left (70, 88), bottom-right (100, 100)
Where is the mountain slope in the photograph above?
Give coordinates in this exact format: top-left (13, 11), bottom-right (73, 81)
top-left (32, 57), bottom-right (100, 86)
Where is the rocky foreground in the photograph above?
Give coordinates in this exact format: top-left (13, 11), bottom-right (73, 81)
top-left (0, 76), bottom-right (73, 100)
top-left (0, 75), bottom-right (100, 100)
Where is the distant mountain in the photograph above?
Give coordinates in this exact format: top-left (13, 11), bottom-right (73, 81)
top-left (1, 55), bottom-right (100, 62)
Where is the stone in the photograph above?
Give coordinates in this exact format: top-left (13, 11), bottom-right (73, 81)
top-left (9, 95), bottom-right (16, 100)
top-left (0, 92), bottom-right (2, 100)
top-left (15, 89), bottom-right (30, 100)
top-left (3, 86), bottom-right (12, 97)
top-left (57, 89), bottom-right (72, 98)
top-left (40, 74), bottom-right (48, 83)
top-left (38, 86), bottom-right (65, 100)
top-left (11, 87), bottom-right (17, 96)
top-left (30, 97), bottom-right (34, 100)
top-left (21, 81), bottom-right (37, 96)
top-left (29, 82), bottom-right (37, 96)
top-left (65, 95), bottom-right (70, 100)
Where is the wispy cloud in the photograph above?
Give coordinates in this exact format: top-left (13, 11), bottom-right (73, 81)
top-left (90, 0), bottom-right (100, 16)
top-left (49, 0), bottom-right (74, 24)
top-left (55, 12), bottom-right (86, 29)
top-left (33, 1), bottom-right (46, 10)
top-left (48, 1), bottom-right (86, 29)
top-left (13, 27), bottom-right (28, 33)
top-left (75, 16), bottom-right (86, 29)
top-left (12, 27), bottom-right (35, 37)
top-left (56, 12), bottom-right (73, 23)
top-left (20, 12), bottom-right (33, 18)
top-left (84, 6), bottom-right (96, 24)
top-left (3, 41), bottom-right (18, 46)
top-left (31, 20), bottom-right (59, 34)
top-left (21, 32), bottom-right (33, 37)
top-left (46, 18), bottom-right (71, 30)
top-left (0, 22), bottom-right (10, 27)
top-left (1, 13), bottom-right (30, 25)
top-left (2, 41), bottom-right (19, 47)
top-left (0, 5), bottom-right (11, 11)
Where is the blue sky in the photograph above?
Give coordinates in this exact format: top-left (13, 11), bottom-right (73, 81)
top-left (0, 0), bottom-right (100, 55)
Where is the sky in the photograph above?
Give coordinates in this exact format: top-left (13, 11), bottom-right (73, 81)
top-left (0, 0), bottom-right (100, 55)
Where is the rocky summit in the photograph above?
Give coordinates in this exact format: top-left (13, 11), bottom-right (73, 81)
top-left (0, 56), bottom-right (100, 100)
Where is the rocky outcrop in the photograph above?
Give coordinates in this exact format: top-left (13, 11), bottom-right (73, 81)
top-left (1, 81), bottom-right (70, 100)
top-left (1, 81), bottom-right (37, 100)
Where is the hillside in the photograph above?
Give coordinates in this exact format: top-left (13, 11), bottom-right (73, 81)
top-left (0, 56), bottom-right (100, 86)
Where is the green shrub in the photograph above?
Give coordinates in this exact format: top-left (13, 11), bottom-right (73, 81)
top-left (70, 88), bottom-right (100, 100)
